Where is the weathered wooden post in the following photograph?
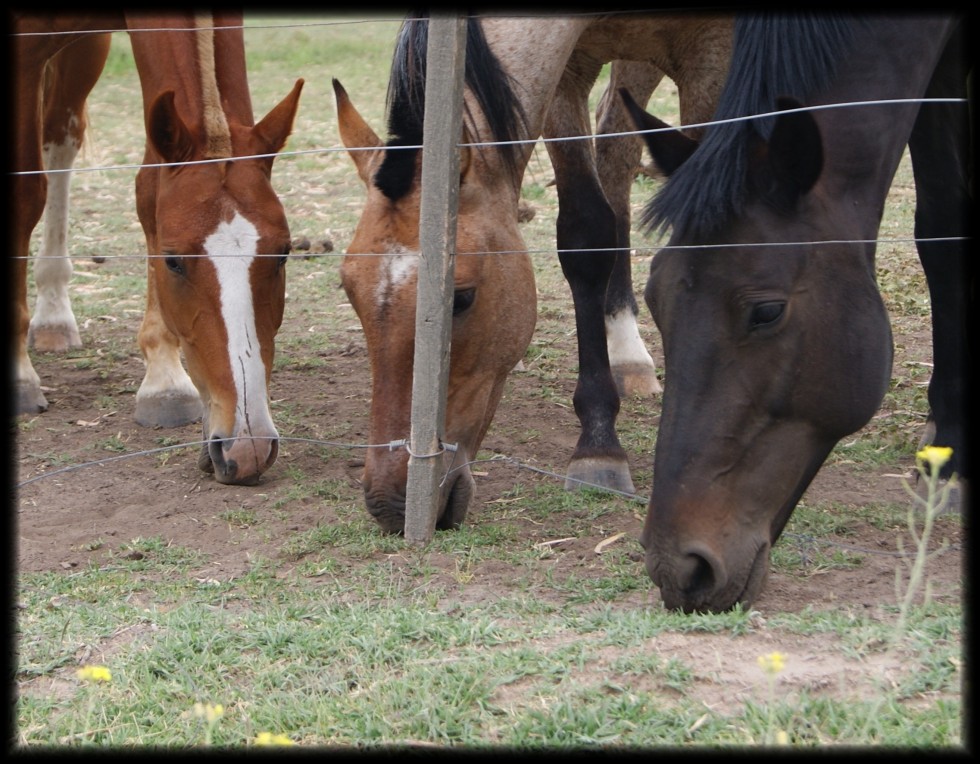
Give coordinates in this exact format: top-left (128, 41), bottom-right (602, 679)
top-left (404, 14), bottom-right (467, 544)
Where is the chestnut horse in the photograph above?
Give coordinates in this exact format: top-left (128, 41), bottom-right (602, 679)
top-left (11, 13), bottom-right (303, 485)
top-left (622, 13), bottom-right (970, 612)
top-left (334, 13), bottom-right (733, 533)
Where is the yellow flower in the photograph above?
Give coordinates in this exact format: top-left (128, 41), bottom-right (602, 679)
top-left (76, 665), bottom-right (112, 683)
top-left (916, 445), bottom-right (953, 472)
top-left (193, 702), bottom-right (225, 723)
top-left (757, 652), bottom-right (785, 675)
top-left (254, 731), bottom-right (295, 746)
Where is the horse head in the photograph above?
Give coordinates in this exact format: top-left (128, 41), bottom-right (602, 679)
top-left (334, 79), bottom-right (536, 533)
top-left (138, 78), bottom-right (304, 485)
top-left (623, 90), bottom-right (894, 612)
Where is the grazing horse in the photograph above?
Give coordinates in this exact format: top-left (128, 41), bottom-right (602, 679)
top-left (621, 13), bottom-right (970, 612)
top-left (334, 13), bottom-right (733, 533)
top-left (11, 13), bottom-right (303, 485)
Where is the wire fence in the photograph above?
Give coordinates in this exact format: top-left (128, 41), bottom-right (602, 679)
top-left (12, 14), bottom-right (966, 546)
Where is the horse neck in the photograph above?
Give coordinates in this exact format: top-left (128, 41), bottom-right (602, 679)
top-left (810, 17), bottom-right (956, 208)
top-left (125, 12), bottom-right (249, 158)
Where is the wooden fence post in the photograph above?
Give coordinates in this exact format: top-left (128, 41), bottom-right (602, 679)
top-left (404, 14), bottom-right (467, 544)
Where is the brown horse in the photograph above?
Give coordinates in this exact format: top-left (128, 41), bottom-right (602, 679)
top-left (11, 13), bottom-right (303, 485)
top-left (623, 13), bottom-right (969, 612)
top-left (334, 13), bottom-right (733, 533)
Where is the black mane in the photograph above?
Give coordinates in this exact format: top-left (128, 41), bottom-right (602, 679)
top-left (644, 13), bottom-right (865, 240)
top-left (374, 11), bottom-right (528, 201)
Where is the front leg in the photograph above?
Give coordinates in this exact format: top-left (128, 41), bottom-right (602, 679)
top-left (908, 46), bottom-right (970, 499)
top-left (544, 54), bottom-right (636, 493)
top-left (559, 236), bottom-right (635, 495)
top-left (134, 259), bottom-right (203, 428)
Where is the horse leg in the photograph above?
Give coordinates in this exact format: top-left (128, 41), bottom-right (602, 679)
top-left (544, 52), bottom-right (634, 493)
top-left (132, 167), bottom-right (203, 428)
top-left (907, 24), bottom-right (971, 494)
top-left (28, 34), bottom-right (111, 354)
top-left (595, 60), bottom-right (665, 397)
top-left (12, 83), bottom-right (49, 415)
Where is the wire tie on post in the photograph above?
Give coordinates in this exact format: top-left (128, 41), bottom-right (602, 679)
top-left (405, 440), bottom-right (454, 459)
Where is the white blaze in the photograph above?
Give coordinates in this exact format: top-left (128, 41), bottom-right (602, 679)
top-left (204, 213), bottom-right (272, 430)
top-left (376, 246), bottom-right (419, 309)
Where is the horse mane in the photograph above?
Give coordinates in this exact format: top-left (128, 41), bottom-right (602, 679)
top-left (196, 12), bottom-right (232, 159)
top-left (374, 11), bottom-right (528, 201)
top-left (644, 13), bottom-right (868, 240)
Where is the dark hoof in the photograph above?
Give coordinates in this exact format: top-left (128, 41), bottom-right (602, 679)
top-left (565, 456), bottom-right (635, 495)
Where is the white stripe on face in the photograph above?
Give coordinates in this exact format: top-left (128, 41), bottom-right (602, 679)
top-left (376, 247), bottom-right (419, 310)
top-left (204, 213), bottom-right (270, 423)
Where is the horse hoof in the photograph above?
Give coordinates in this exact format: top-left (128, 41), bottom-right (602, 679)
top-left (15, 383), bottom-right (49, 416)
top-left (565, 457), bottom-right (635, 495)
top-left (28, 324), bottom-right (82, 353)
top-left (134, 393), bottom-right (203, 428)
top-left (612, 364), bottom-right (662, 397)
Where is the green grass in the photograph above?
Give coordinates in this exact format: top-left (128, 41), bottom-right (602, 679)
top-left (16, 555), bottom-right (961, 747)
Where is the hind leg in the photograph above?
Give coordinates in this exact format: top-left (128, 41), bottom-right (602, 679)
top-left (595, 61), bottom-right (664, 397)
top-left (29, 33), bottom-right (111, 353)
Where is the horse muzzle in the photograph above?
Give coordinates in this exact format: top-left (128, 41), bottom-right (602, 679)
top-left (198, 431), bottom-right (279, 486)
top-left (643, 529), bottom-right (771, 614)
top-left (363, 446), bottom-right (475, 534)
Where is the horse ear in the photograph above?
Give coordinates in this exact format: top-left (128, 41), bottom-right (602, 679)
top-left (619, 88), bottom-right (698, 176)
top-left (252, 78), bottom-right (304, 166)
top-left (333, 78), bottom-right (384, 186)
top-left (147, 90), bottom-right (196, 165)
top-left (753, 97), bottom-right (823, 204)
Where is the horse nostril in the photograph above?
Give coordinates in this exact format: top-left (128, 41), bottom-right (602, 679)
top-left (679, 554), bottom-right (710, 591)
top-left (266, 437), bottom-right (279, 468)
top-left (676, 545), bottom-right (724, 600)
top-left (209, 437), bottom-right (229, 471)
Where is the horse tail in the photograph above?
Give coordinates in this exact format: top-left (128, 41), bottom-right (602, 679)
top-left (377, 11), bottom-right (527, 201)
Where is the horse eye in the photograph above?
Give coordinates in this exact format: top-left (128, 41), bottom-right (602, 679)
top-left (452, 287), bottom-right (476, 316)
top-left (164, 255), bottom-right (184, 275)
top-left (749, 300), bottom-right (785, 329)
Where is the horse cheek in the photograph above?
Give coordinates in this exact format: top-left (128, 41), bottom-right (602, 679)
top-left (802, 290), bottom-right (892, 439)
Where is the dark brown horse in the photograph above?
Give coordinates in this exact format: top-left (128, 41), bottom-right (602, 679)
top-left (622, 13), bottom-right (970, 612)
top-left (334, 13), bottom-right (733, 533)
top-left (12, 13), bottom-right (303, 484)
